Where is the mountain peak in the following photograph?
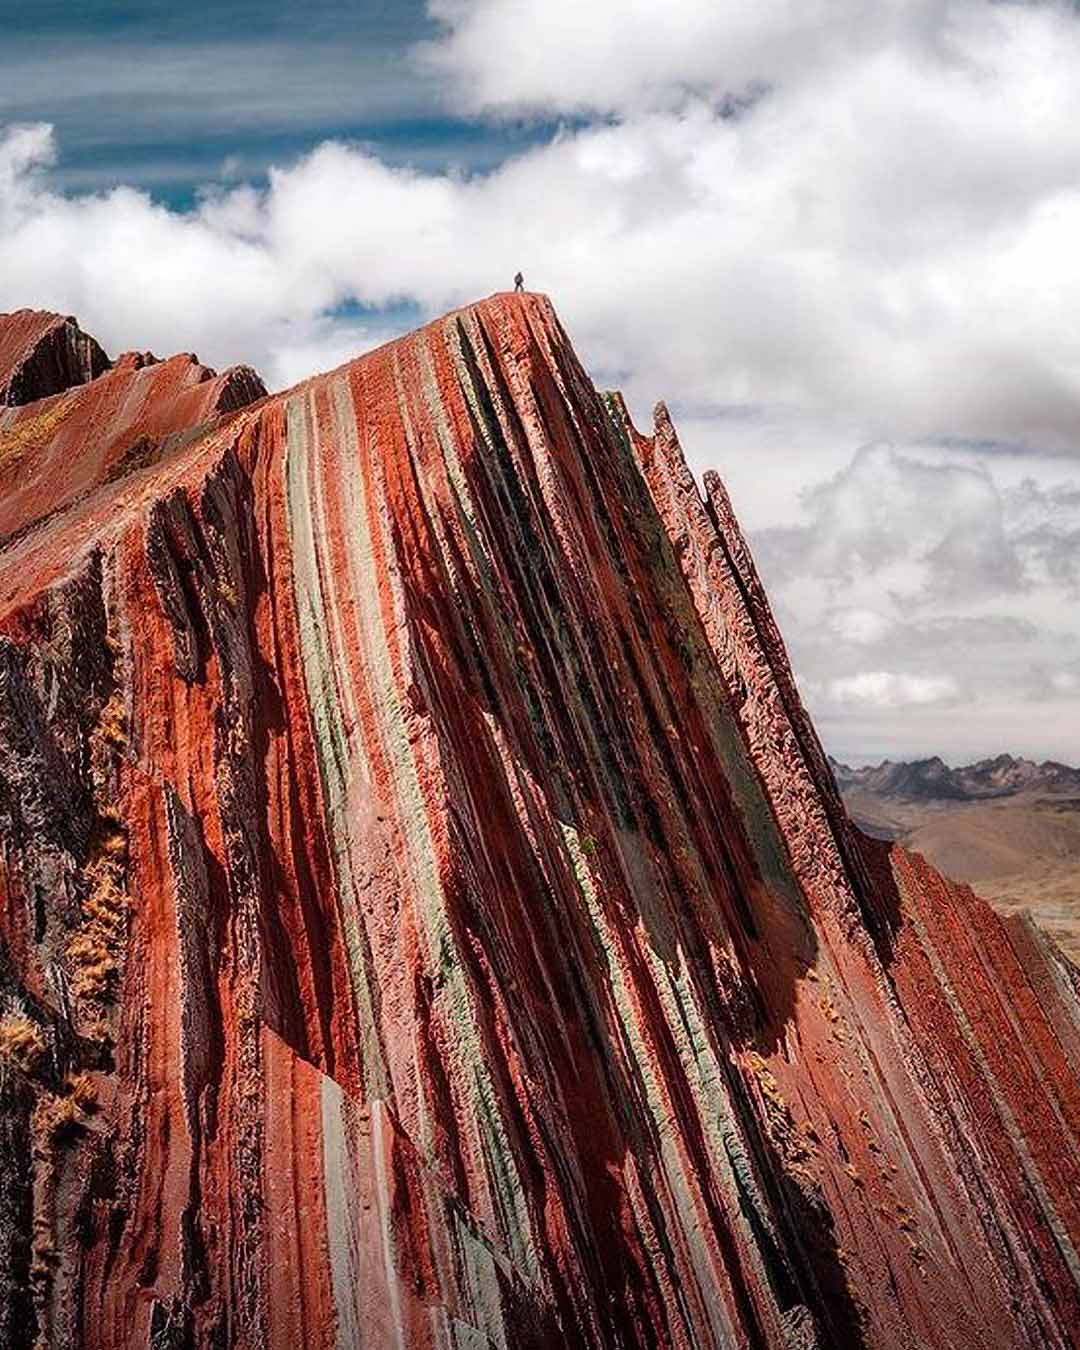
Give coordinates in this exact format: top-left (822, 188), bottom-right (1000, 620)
top-left (0, 307), bottom-right (110, 406)
top-left (0, 294), bottom-right (1077, 1348)
top-left (834, 750), bottom-right (1080, 801)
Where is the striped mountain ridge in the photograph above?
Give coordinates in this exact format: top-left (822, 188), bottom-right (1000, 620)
top-left (0, 309), bottom-right (110, 408)
top-left (0, 294), bottom-right (1077, 1349)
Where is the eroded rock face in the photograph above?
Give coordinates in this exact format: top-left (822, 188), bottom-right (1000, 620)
top-left (0, 294), bottom-right (1077, 1350)
top-left (0, 320), bottom-right (266, 547)
top-left (0, 310), bottom-right (110, 407)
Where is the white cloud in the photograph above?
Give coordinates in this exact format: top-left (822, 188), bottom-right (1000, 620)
top-left (266, 316), bottom-right (406, 392)
top-left (3, 0), bottom-right (1080, 760)
top-left (5, 0), bottom-right (1080, 445)
top-left (420, 0), bottom-right (957, 117)
top-left (766, 443), bottom-right (1022, 603)
top-left (826, 670), bottom-right (961, 710)
top-left (829, 609), bottom-right (894, 645)
top-left (757, 442), bottom-right (1080, 760)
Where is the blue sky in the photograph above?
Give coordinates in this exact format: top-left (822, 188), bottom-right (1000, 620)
top-left (2, 0), bottom-right (1079, 763)
top-left (0, 0), bottom-right (558, 204)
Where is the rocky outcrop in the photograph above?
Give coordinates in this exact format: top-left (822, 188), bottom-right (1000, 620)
top-left (0, 310), bottom-right (110, 407)
top-left (0, 294), bottom-right (1077, 1349)
top-left (0, 323), bottom-right (266, 546)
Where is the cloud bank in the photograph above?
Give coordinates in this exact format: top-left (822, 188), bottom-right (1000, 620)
top-left (1, 0), bottom-right (1079, 759)
top-left (757, 444), bottom-right (1080, 760)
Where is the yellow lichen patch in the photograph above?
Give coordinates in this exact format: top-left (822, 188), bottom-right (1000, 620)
top-left (65, 1071), bottom-right (99, 1114)
top-left (818, 988), bottom-right (841, 1024)
top-left (95, 688), bottom-right (128, 752)
top-left (33, 1091), bottom-right (85, 1146)
top-left (0, 399), bottom-right (74, 469)
top-left (214, 576), bottom-right (240, 607)
top-left (66, 817), bottom-right (129, 1018)
top-left (65, 930), bottom-right (117, 1001)
top-left (28, 1086), bottom-right (90, 1317)
top-left (0, 1010), bottom-right (47, 1076)
top-left (745, 1051), bottom-right (819, 1187)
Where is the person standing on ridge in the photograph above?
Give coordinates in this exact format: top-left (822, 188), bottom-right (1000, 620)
top-left (514, 271), bottom-right (524, 292)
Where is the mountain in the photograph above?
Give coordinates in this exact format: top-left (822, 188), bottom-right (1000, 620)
top-left (831, 752), bottom-right (1080, 802)
top-left (1, 296), bottom-right (1078, 1349)
top-left (833, 754), bottom-right (1080, 964)
top-left (0, 309), bottom-right (109, 406)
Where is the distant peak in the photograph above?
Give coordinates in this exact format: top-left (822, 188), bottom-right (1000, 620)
top-left (835, 750), bottom-right (1080, 801)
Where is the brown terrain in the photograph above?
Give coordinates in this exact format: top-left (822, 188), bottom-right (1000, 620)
top-left (834, 755), bottom-right (1080, 962)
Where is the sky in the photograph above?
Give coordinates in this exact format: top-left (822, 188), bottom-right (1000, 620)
top-left (1, 0), bottom-right (1079, 766)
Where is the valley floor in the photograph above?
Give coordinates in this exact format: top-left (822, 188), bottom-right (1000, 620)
top-left (843, 788), bottom-right (1080, 963)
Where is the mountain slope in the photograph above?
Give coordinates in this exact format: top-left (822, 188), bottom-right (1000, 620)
top-left (834, 756), bottom-right (1080, 962)
top-left (0, 295), bottom-right (1077, 1349)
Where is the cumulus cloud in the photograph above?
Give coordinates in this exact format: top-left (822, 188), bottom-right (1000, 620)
top-left (826, 671), bottom-right (962, 710)
top-left (4, 0), bottom-right (1080, 441)
top-left (421, 0), bottom-right (1080, 446)
top-left (2, 0), bottom-right (1080, 758)
top-left (761, 443), bottom-right (1022, 604)
top-left (756, 445), bottom-right (1080, 760)
top-left (422, 0), bottom-right (966, 117)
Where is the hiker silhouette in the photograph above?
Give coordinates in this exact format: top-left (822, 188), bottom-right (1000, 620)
top-left (514, 272), bottom-right (524, 292)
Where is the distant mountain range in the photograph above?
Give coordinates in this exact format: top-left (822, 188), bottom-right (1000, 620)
top-left (830, 753), bottom-right (1080, 803)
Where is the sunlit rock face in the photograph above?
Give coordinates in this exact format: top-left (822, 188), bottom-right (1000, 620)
top-left (0, 295), bottom-right (1077, 1350)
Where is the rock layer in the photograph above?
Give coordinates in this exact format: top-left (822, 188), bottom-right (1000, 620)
top-left (0, 320), bottom-right (266, 546)
top-left (0, 294), bottom-right (1077, 1349)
